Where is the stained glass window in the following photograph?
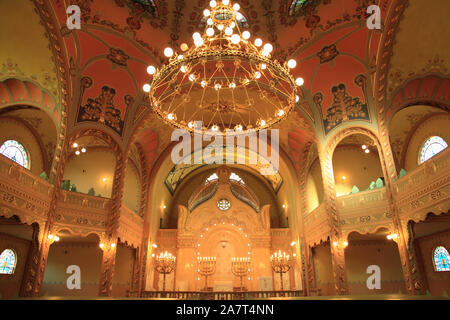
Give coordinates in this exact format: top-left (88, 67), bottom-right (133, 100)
top-left (433, 246), bottom-right (450, 272)
top-left (206, 173), bottom-right (219, 182)
top-left (0, 249), bottom-right (17, 274)
top-left (419, 136), bottom-right (448, 164)
top-left (0, 140), bottom-right (29, 168)
top-left (229, 172), bottom-right (244, 184)
top-left (217, 198), bottom-right (231, 211)
top-left (201, 10), bottom-right (248, 28)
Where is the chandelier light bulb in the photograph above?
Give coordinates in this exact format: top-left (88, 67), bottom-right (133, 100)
top-left (189, 74), bottom-right (196, 82)
top-left (365, 148), bottom-right (370, 154)
top-left (147, 65), bottom-right (156, 75)
top-left (214, 83), bottom-right (222, 90)
top-left (229, 82), bottom-right (236, 89)
top-left (143, 83), bottom-right (151, 92)
top-left (235, 124), bottom-right (243, 131)
top-left (261, 63), bottom-right (267, 70)
top-left (230, 22), bottom-right (236, 28)
top-left (231, 34), bottom-right (240, 44)
top-left (207, 18), bottom-right (213, 25)
top-left (222, 0), bottom-right (230, 5)
top-left (72, 142), bottom-right (78, 148)
top-left (236, 12), bottom-right (243, 20)
top-left (296, 95), bottom-right (299, 102)
top-left (164, 47), bottom-right (174, 57)
top-left (277, 109), bottom-right (285, 117)
top-left (287, 59), bottom-right (297, 69)
top-left (194, 38), bottom-right (204, 47)
top-left (210, 0), bottom-right (217, 8)
top-left (254, 38), bottom-right (263, 47)
top-left (203, 9), bottom-right (211, 17)
top-left (261, 50), bottom-right (270, 57)
top-left (167, 113), bottom-right (176, 121)
top-left (233, 3), bottom-right (240, 11)
top-left (259, 119), bottom-right (266, 126)
top-left (362, 145), bottom-right (367, 150)
top-left (193, 32), bottom-right (202, 41)
top-left (295, 77), bottom-right (304, 86)
top-left (188, 121), bottom-right (195, 129)
top-left (217, 24), bottom-right (224, 31)
top-left (180, 43), bottom-right (189, 51)
top-left (81, 148), bottom-right (86, 153)
top-left (242, 31), bottom-right (251, 40)
top-left (264, 43), bottom-right (273, 53)
top-left (211, 125), bottom-right (219, 131)
top-left (180, 65), bottom-right (187, 73)
top-left (254, 71), bottom-right (261, 79)
top-left (177, 54), bottom-right (184, 60)
top-left (206, 27), bottom-right (215, 37)
top-left (225, 27), bottom-right (233, 36)
top-left (201, 80), bottom-right (207, 88)
top-left (75, 150), bottom-right (80, 156)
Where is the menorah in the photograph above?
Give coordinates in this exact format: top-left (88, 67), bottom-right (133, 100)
top-left (197, 256), bottom-right (216, 291)
top-left (231, 257), bottom-right (251, 291)
top-left (154, 251), bottom-right (176, 291)
top-left (270, 250), bottom-right (291, 291)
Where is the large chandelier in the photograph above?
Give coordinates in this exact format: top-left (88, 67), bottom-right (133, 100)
top-left (144, 0), bottom-right (304, 135)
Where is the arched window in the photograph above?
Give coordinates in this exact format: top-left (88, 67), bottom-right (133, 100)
top-left (0, 249), bottom-right (17, 274)
top-left (433, 246), bottom-right (450, 272)
top-left (206, 173), bottom-right (219, 183)
top-left (0, 140), bottom-right (29, 168)
top-left (419, 136), bottom-right (448, 164)
top-left (229, 172), bottom-right (244, 184)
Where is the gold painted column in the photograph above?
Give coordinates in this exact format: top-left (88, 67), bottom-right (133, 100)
top-left (376, 121), bottom-right (426, 295)
top-left (98, 149), bottom-right (128, 297)
top-left (318, 149), bottom-right (349, 295)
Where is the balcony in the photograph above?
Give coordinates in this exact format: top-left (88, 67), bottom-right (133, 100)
top-left (337, 187), bottom-right (392, 236)
top-left (303, 203), bottom-right (329, 245)
top-left (0, 154), bottom-right (53, 227)
top-left (117, 205), bottom-right (144, 248)
top-left (393, 148), bottom-right (450, 222)
top-left (54, 190), bottom-right (110, 237)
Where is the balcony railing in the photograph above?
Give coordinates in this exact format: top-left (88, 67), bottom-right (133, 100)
top-left (0, 154), bottom-right (54, 225)
top-left (126, 290), bottom-right (304, 300)
top-left (117, 205), bottom-right (144, 248)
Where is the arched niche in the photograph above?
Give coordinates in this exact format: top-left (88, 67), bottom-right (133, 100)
top-left (331, 133), bottom-right (384, 196)
top-left (122, 143), bottom-right (143, 215)
top-left (63, 134), bottom-right (118, 198)
top-left (0, 105), bottom-right (58, 177)
top-left (389, 105), bottom-right (450, 172)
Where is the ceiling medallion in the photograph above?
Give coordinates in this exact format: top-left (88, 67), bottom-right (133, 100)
top-left (144, 0), bottom-right (304, 135)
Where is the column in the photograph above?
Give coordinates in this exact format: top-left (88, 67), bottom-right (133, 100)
top-left (318, 149), bottom-right (349, 295)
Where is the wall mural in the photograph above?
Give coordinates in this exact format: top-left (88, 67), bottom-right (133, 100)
top-left (77, 77), bottom-right (133, 136)
top-left (314, 75), bottom-right (370, 135)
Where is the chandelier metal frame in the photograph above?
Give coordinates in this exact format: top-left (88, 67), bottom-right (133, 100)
top-left (144, 0), bottom-right (304, 136)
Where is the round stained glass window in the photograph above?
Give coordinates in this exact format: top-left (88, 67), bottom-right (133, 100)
top-left (217, 199), bottom-right (231, 211)
top-left (0, 140), bottom-right (29, 168)
top-left (419, 136), bottom-right (448, 164)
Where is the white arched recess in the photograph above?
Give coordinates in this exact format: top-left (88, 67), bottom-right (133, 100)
top-left (143, 140), bottom-right (303, 290)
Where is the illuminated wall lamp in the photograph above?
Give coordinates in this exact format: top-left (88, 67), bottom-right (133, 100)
top-left (290, 241), bottom-right (296, 247)
top-left (387, 233), bottom-right (398, 240)
top-left (152, 243), bottom-right (158, 248)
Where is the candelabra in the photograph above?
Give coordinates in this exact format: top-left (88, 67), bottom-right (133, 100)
top-left (270, 250), bottom-right (291, 291)
top-left (154, 251), bottom-right (176, 291)
top-left (197, 256), bottom-right (216, 291)
top-left (231, 257), bottom-right (251, 291)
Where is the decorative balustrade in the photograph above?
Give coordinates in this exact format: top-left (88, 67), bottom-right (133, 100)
top-left (303, 203), bottom-right (329, 245)
top-left (0, 154), bottom-right (54, 226)
top-left (393, 148), bottom-right (450, 222)
top-left (117, 205), bottom-right (144, 248)
top-left (126, 290), bottom-right (304, 300)
top-left (54, 190), bottom-right (110, 237)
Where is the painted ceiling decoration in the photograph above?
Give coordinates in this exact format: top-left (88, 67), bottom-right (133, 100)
top-left (1, 0), bottom-right (443, 183)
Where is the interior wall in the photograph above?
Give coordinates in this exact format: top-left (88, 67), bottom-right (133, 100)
top-left (63, 148), bottom-right (116, 198)
top-left (404, 114), bottom-right (450, 171)
top-left (0, 117), bottom-right (44, 175)
top-left (312, 241), bottom-right (334, 296)
top-left (306, 159), bottom-right (324, 213)
top-left (42, 241), bottom-right (102, 296)
top-left (123, 161), bottom-right (141, 213)
top-left (333, 146), bottom-right (383, 196)
top-left (111, 243), bottom-right (135, 297)
top-left (345, 240), bottom-right (406, 295)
